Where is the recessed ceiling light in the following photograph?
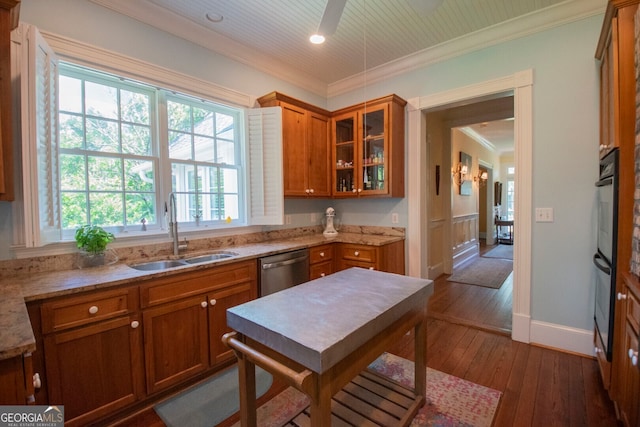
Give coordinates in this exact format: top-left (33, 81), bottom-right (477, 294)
top-left (309, 34), bottom-right (325, 44)
top-left (205, 12), bottom-right (223, 23)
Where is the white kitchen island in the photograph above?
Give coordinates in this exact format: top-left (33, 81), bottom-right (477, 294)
top-left (224, 267), bottom-right (434, 426)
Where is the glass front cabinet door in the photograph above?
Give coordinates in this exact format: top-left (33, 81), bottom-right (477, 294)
top-left (332, 95), bottom-right (406, 198)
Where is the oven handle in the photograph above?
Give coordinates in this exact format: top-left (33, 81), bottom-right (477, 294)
top-left (593, 252), bottom-right (611, 275)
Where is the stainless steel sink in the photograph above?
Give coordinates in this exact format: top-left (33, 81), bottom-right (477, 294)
top-left (129, 251), bottom-right (238, 271)
top-left (183, 251), bottom-right (238, 264)
top-left (129, 259), bottom-right (188, 271)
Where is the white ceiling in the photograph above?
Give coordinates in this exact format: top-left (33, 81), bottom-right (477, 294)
top-left (90, 0), bottom-right (604, 96)
top-left (87, 0), bottom-right (604, 152)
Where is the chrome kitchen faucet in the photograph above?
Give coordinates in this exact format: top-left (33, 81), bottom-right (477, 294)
top-left (168, 192), bottom-right (188, 256)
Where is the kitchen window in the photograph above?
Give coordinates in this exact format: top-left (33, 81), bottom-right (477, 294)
top-left (16, 24), bottom-right (282, 249)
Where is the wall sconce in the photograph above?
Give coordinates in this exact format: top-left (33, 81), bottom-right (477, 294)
top-left (452, 163), bottom-right (468, 186)
top-left (474, 170), bottom-right (488, 186)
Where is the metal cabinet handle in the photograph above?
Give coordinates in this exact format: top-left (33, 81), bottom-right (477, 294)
top-left (617, 292), bottom-right (628, 300)
top-left (201, 301), bottom-right (208, 308)
top-left (33, 373), bottom-right (41, 389)
top-left (131, 321), bottom-right (140, 329)
top-left (354, 251), bottom-right (359, 256)
top-left (88, 305), bottom-right (99, 315)
top-left (320, 252), bottom-right (325, 257)
top-left (210, 299), bottom-right (217, 306)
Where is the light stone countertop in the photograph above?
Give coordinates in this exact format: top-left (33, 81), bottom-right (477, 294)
top-left (0, 232), bottom-right (404, 360)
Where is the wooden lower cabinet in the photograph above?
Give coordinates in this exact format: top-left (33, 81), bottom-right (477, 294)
top-left (140, 259), bottom-right (257, 394)
top-left (0, 353), bottom-right (34, 405)
top-left (336, 240), bottom-right (405, 275)
top-left (309, 244), bottom-right (334, 279)
top-left (43, 315), bottom-right (144, 426)
top-left (618, 272), bottom-right (640, 427)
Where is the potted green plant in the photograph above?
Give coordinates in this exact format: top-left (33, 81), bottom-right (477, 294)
top-left (74, 225), bottom-right (117, 268)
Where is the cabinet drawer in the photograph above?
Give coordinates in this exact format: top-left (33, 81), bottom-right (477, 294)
top-left (310, 261), bottom-right (334, 280)
top-left (41, 287), bottom-right (138, 334)
top-left (310, 244), bottom-right (334, 264)
top-left (626, 286), bottom-right (640, 335)
top-left (340, 244), bottom-right (377, 263)
top-left (140, 259), bottom-right (256, 308)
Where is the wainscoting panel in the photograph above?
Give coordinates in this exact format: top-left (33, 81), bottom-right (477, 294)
top-left (428, 218), bottom-right (445, 279)
top-left (452, 213), bottom-right (479, 269)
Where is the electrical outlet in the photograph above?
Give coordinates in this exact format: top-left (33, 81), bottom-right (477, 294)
top-left (285, 214), bottom-right (291, 225)
top-left (310, 213), bottom-right (316, 223)
top-left (391, 213), bottom-right (399, 224)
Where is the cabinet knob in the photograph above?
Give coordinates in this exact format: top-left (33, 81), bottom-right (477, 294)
top-left (305, 189), bottom-right (310, 194)
top-left (309, 189), bottom-right (314, 194)
top-left (354, 251), bottom-right (360, 256)
top-left (629, 349), bottom-right (639, 366)
top-left (320, 252), bottom-right (325, 257)
top-left (210, 299), bottom-right (217, 306)
top-left (594, 346), bottom-right (602, 354)
top-left (33, 373), bottom-right (41, 389)
top-left (320, 273), bottom-right (325, 277)
top-left (131, 320), bottom-right (140, 329)
top-left (88, 305), bottom-right (99, 315)
top-left (358, 188), bottom-right (362, 193)
top-left (352, 189), bottom-right (357, 193)
top-left (369, 267), bottom-right (374, 270)
top-left (617, 292), bottom-right (628, 300)
top-left (201, 301), bottom-right (208, 308)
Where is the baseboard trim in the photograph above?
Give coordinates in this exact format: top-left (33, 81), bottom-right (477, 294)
top-left (530, 320), bottom-right (593, 357)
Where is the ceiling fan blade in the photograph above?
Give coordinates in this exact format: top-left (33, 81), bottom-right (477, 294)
top-left (317, 0), bottom-right (347, 36)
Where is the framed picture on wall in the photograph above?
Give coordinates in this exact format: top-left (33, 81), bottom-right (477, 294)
top-left (460, 151), bottom-right (472, 196)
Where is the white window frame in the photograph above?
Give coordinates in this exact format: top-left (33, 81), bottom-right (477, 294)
top-left (13, 24), bottom-right (283, 251)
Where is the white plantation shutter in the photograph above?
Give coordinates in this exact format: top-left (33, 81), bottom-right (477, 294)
top-left (21, 25), bottom-right (61, 246)
top-left (246, 107), bottom-right (283, 225)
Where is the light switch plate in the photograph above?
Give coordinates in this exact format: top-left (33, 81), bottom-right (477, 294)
top-left (391, 213), bottom-right (399, 224)
top-left (535, 207), bottom-right (554, 222)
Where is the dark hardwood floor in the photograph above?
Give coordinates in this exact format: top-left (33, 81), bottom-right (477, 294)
top-left (114, 244), bottom-right (619, 426)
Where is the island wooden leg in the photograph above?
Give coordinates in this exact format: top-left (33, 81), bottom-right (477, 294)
top-left (236, 348), bottom-right (257, 427)
top-left (310, 372), bottom-right (332, 427)
top-left (414, 310), bottom-right (427, 400)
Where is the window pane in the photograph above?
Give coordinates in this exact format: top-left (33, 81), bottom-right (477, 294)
top-left (89, 192), bottom-right (123, 226)
top-left (59, 113), bottom-right (85, 149)
top-left (122, 123), bottom-right (151, 155)
top-left (121, 90), bottom-right (149, 124)
top-left (207, 193), bottom-right (222, 220)
top-left (61, 192), bottom-right (87, 229)
top-left (169, 131), bottom-right (192, 160)
top-left (218, 139), bottom-right (236, 165)
top-left (172, 163), bottom-right (194, 193)
top-left (126, 193), bottom-right (156, 225)
top-left (200, 165), bottom-right (217, 192)
top-left (86, 118), bottom-right (120, 152)
top-left (88, 157), bottom-right (122, 191)
top-left (223, 194), bottom-right (239, 220)
top-left (167, 101), bottom-right (191, 132)
top-left (85, 81), bottom-right (118, 119)
top-left (125, 159), bottom-right (154, 191)
top-left (60, 154), bottom-right (86, 191)
top-left (194, 108), bottom-right (213, 137)
top-left (216, 112), bottom-right (235, 140)
top-left (59, 75), bottom-right (83, 113)
top-left (194, 136), bottom-right (215, 162)
top-left (221, 168), bottom-right (238, 193)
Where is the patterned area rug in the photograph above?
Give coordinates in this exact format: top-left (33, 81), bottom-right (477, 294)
top-left (447, 257), bottom-right (512, 289)
top-left (231, 352), bottom-right (501, 427)
top-left (482, 244), bottom-right (513, 260)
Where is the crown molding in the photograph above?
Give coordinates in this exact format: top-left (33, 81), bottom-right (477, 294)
top-left (89, 0), bottom-right (328, 97)
top-left (327, 0), bottom-right (606, 97)
top-left (88, 0), bottom-right (605, 100)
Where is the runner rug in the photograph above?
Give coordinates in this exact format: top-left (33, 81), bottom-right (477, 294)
top-left (447, 257), bottom-right (512, 289)
top-left (482, 244), bottom-right (513, 260)
top-left (231, 352), bottom-right (501, 427)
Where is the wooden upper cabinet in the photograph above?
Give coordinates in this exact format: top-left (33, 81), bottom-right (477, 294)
top-left (0, 0), bottom-right (20, 201)
top-left (257, 92), bottom-right (331, 198)
top-left (332, 94), bottom-right (406, 198)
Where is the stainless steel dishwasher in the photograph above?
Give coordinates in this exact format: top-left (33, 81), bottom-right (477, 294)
top-left (259, 249), bottom-right (309, 296)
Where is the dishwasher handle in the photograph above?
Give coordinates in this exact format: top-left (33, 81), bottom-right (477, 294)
top-left (261, 255), bottom-right (308, 270)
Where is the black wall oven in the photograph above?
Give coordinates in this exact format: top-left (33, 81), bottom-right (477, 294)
top-left (593, 148), bottom-right (619, 361)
